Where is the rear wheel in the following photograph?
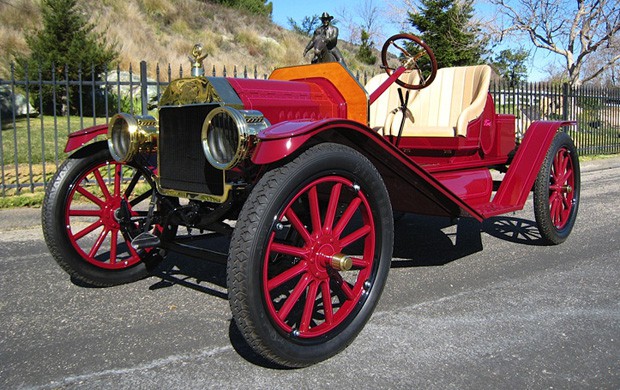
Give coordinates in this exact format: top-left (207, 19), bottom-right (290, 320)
top-left (42, 142), bottom-right (171, 286)
top-left (228, 143), bottom-right (393, 367)
top-left (533, 131), bottom-right (580, 245)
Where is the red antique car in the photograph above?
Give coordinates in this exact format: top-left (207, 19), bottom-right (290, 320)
top-left (42, 35), bottom-right (580, 367)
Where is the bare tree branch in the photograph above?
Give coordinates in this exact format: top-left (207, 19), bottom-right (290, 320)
top-left (489, 0), bottom-right (620, 85)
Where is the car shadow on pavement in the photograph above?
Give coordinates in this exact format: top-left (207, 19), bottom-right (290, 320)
top-left (391, 214), bottom-right (484, 267)
top-left (149, 232), bottom-right (230, 300)
top-left (150, 254), bottom-right (228, 299)
top-left (391, 213), bottom-right (548, 268)
top-left (482, 216), bottom-right (547, 246)
top-left (146, 214), bottom-right (547, 297)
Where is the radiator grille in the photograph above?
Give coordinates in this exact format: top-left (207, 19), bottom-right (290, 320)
top-left (158, 104), bottom-right (224, 195)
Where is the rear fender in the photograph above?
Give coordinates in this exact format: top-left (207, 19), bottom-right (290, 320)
top-left (64, 124), bottom-right (108, 153)
top-left (253, 119), bottom-right (485, 220)
top-left (488, 120), bottom-right (576, 216)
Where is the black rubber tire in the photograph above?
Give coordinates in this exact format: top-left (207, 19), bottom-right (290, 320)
top-left (227, 143), bottom-right (394, 367)
top-left (533, 131), bottom-right (580, 245)
top-left (42, 142), bottom-right (164, 286)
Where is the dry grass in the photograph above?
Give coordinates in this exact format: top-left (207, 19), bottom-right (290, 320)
top-left (0, 0), bottom-right (380, 79)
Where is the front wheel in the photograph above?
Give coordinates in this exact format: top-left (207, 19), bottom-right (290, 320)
top-left (533, 131), bottom-right (580, 245)
top-left (228, 143), bottom-right (394, 367)
top-left (42, 142), bottom-right (171, 286)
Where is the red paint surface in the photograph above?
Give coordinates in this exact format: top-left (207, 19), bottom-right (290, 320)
top-left (433, 169), bottom-right (493, 207)
top-left (251, 118), bottom-right (485, 221)
top-left (478, 121), bottom-right (576, 218)
top-left (64, 124), bottom-right (107, 153)
top-left (227, 78), bottom-right (347, 125)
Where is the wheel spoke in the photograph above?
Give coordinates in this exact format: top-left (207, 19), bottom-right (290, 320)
top-left (129, 188), bottom-right (153, 208)
top-left (323, 183), bottom-right (342, 233)
top-left (69, 209), bottom-right (102, 217)
top-left (308, 186), bottom-right (322, 235)
top-left (550, 197), bottom-right (561, 226)
top-left (72, 219), bottom-right (104, 240)
top-left (278, 275), bottom-right (311, 322)
top-left (88, 227), bottom-right (109, 258)
top-left (321, 280), bottom-right (334, 325)
top-left (92, 168), bottom-right (112, 200)
top-left (270, 242), bottom-right (307, 258)
top-left (75, 185), bottom-right (105, 207)
top-left (109, 229), bottom-right (118, 264)
top-left (339, 224), bottom-right (372, 249)
top-left (124, 170), bottom-right (143, 198)
top-left (561, 194), bottom-right (572, 209)
top-left (113, 164), bottom-right (122, 197)
top-left (563, 166), bottom-right (573, 186)
top-left (333, 197), bottom-right (362, 238)
top-left (552, 153), bottom-right (562, 177)
top-left (300, 281), bottom-right (319, 332)
top-left (332, 272), bottom-right (355, 301)
top-left (267, 261), bottom-right (308, 291)
top-left (284, 208), bottom-right (312, 244)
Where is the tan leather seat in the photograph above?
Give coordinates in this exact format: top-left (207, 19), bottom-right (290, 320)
top-left (366, 71), bottom-right (420, 132)
top-left (366, 65), bottom-right (491, 137)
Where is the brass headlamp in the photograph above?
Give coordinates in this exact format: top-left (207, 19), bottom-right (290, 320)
top-left (107, 113), bottom-right (158, 162)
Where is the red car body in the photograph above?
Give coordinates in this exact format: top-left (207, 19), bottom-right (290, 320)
top-left (51, 40), bottom-right (579, 367)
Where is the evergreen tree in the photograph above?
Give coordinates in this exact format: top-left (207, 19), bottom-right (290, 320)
top-left (408, 0), bottom-right (485, 68)
top-left (492, 49), bottom-right (528, 87)
top-left (356, 30), bottom-right (377, 65)
top-left (16, 0), bottom-right (117, 115)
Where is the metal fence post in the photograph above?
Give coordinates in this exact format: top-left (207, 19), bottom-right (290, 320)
top-left (140, 61), bottom-right (148, 116)
top-left (562, 82), bottom-right (569, 121)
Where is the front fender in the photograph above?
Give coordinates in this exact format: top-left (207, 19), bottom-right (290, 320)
top-left (251, 119), bottom-right (334, 165)
top-left (64, 124), bottom-right (108, 153)
top-left (252, 119), bottom-right (485, 220)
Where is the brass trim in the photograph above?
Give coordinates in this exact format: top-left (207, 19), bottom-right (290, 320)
top-left (108, 113), bottom-right (158, 162)
top-left (202, 107), bottom-right (270, 170)
top-left (156, 177), bottom-right (233, 204)
top-left (331, 253), bottom-right (353, 271)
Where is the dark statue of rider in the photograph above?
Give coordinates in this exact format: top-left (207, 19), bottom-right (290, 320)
top-left (303, 12), bottom-right (345, 65)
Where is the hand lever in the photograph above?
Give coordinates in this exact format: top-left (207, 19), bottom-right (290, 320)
top-left (395, 88), bottom-right (410, 148)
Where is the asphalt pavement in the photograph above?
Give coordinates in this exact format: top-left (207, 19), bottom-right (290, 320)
top-left (1, 156), bottom-right (619, 389)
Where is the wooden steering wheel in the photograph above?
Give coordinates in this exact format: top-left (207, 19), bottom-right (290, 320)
top-left (381, 34), bottom-right (438, 90)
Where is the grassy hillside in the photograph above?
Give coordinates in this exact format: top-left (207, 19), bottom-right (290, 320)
top-left (0, 0), bottom-right (379, 79)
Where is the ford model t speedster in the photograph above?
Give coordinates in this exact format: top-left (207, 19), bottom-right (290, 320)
top-left (42, 34), bottom-right (580, 367)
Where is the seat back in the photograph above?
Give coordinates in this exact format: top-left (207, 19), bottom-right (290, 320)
top-left (366, 71), bottom-right (420, 131)
top-left (366, 65), bottom-right (491, 137)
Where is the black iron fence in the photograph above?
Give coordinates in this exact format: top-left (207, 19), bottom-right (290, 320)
top-left (1, 62), bottom-right (619, 197)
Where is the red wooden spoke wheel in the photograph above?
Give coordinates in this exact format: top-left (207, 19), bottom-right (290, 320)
top-left (534, 131), bottom-right (580, 245)
top-left (547, 147), bottom-right (576, 229)
top-left (64, 160), bottom-right (148, 270)
top-left (42, 142), bottom-right (168, 286)
top-left (228, 143), bottom-right (393, 367)
top-left (263, 175), bottom-right (376, 338)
